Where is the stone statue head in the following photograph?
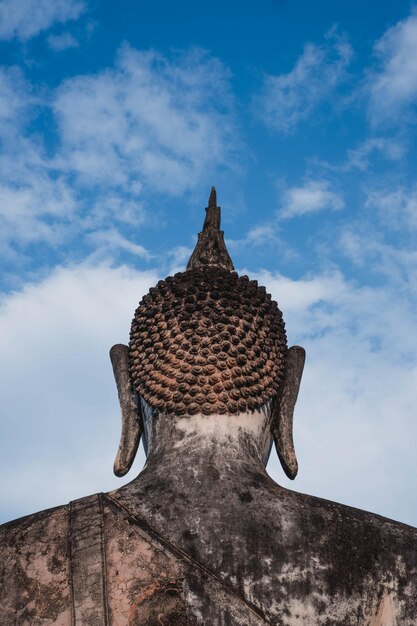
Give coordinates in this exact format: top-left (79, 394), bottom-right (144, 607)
top-left (110, 188), bottom-right (305, 480)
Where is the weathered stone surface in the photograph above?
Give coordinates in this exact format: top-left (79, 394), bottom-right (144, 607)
top-left (108, 409), bottom-right (417, 625)
top-left (187, 186), bottom-right (234, 272)
top-left (110, 343), bottom-right (142, 477)
top-left (69, 495), bottom-right (109, 625)
top-left (2, 451), bottom-right (416, 625)
top-left (104, 495), bottom-right (197, 625)
top-left (1, 189), bottom-right (417, 625)
top-left (0, 505), bottom-right (70, 625)
top-left (271, 344), bottom-right (305, 479)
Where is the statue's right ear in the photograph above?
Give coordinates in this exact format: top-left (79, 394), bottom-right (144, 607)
top-left (110, 344), bottom-right (143, 477)
top-left (271, 345), bottom-right (305, 480)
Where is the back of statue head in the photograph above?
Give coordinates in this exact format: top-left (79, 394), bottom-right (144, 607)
top-left (111, 188), bottom-right (305, 481)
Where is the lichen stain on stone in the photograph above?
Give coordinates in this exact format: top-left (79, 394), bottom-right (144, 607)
top-left (0, 506), bottom-right (70, 625)
top-left (182, 568), bottom-right (268, 626)
top-left (104, 501), bottom-right (198, 625)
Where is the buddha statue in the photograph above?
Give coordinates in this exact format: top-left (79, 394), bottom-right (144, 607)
top-left (1, 188), bottom-right (416, 625)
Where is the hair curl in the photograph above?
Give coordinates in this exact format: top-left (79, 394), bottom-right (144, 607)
top-left (129, 267), bottom-right (287, 415)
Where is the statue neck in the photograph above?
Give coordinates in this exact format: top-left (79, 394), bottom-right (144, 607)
top-left (113, 408), bottom-right (278, 530)
top-left (142, 410), bottom-right (273, 477)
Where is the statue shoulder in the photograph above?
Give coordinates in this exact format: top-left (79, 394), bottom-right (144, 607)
top-left (272, 489), bottom-right (417, 623)
top-left (0, 503), bottom-right (71, 625)
top-left (281, 487), bottom-right (417, 562)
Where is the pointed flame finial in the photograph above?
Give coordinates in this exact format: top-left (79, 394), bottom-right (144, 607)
top-left (187, 187), bottom-right (234, 271)
top-left (208, 185), bottom-right (217, 208)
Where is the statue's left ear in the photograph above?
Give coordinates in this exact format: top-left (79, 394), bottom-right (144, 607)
top-left (271, 345), bottom-right (305, 480)
top-left (110, 344), bottom-right (143, 477)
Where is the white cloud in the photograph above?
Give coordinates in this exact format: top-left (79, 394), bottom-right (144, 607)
top-left (368, 11), bottom-right (417, 125)
top-left (365, 186), bottom-right (417, 231)
top-left (0, 66), bottom-right (34, 124)
top-left (0, 46), bottom-right (237, 276)
top-left (244, 224), bottom-right (277, 245)
top-left (278, 179), bottom-right (344, 219)
top-left (0, 263), bottom-right (158, 522)
top-left (253, 269), bottom-right (417, 526)
top-left (342, 177), bottom-right (417, 307)
top-left (255, 32), bottom-right (353, 132)
top-left (53, 45), bottom-right (237, 194)
top-left (312, 137), bottom-right (406, 175)
top-left (0, 176), bottom-right (76, 247)
top-left (88, 228), bottom-right (152, 260)
top-left (227, 180), bottom-right (345, 262)
top-left (0, 0), bottom-right (85, 41)
top-left (47, 31), bottom-right (79, 51)
top-left (1, 262), bottom-right (417, 528)
top-left (0, 67), bottom-right (79, 258)
top-left (339, 224), bottom-right (417, 300)
top-left (227, 224), bottom-right (280, 254)
top-left (165, 245), bottom-right (194, 274)
top-left (344, 137), bottom-right (405, 171)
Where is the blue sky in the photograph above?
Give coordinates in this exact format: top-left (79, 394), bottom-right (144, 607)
top-left (1, 0), bottom-right (417, 527)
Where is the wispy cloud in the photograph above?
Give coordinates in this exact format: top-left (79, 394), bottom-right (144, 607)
top-left (226, 179), bottom-right (345, 258)
top-left (344, 137), bottom-right (405, 171)
top-left (340, 227), bottom-right (417, 289)
top-left (365, 186), bottom-right (417, 231)
top-left (278, 179), bottom-right (344, 219)
top-left (0, 46), bottom-right (237, 283)
top-left (0, 67), bottom-right (78, 261)
top-left (314, 137), bottom-right (406, 175)
top-left (0, 0), bottom-right (86, 41)
top-left (53, 45), bottom-right (237, 194)
top-left (47, 31), bottom-right (79, 51)
top-left (165, 245), bottom-right (194, 275)
top-left (227, 224), bottom-right (279, 253)
top-left (368, 10), bottom-right (417, 126)
top-left (254, 30), bottom-right (353, 133)
top-left (88, 229), bottom-right (152, 261)
top-left (0, 66), bottom-right (35, 124)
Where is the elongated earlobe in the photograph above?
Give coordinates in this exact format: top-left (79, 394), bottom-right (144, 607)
top-left (271, 345), bottom-right (305, 480)
top-left (110, 344), bottom-right (143, 477)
